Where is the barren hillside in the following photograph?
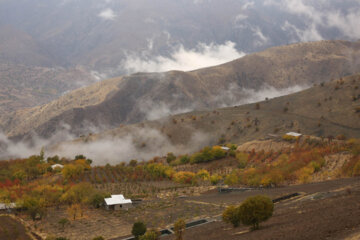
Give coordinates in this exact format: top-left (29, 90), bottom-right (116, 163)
top-left (2, 40), bottom-right (360, 139)
top-left (49, 74), bottom-right (360, 162)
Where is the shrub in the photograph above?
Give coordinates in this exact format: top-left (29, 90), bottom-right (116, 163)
top-left (92, 237), bottom-right (104, 240)
top-left (179, 155), bottom-right (190, 164)
top-left (352, 160), bottom-right (360, 176)
top-left (174, 218), bottom-right (186, 240)
top-left (196, 169), bottom-right (210, 181)
top-left (129, 160), bottom-right (138, 167)
top-left (132, 221), bottom-right (147, 239)
top-left (166, 153), bottom-right (176, 164)
top-left (238, 195), bottom-right (274, 230)
top-left (139, 230), bottom-right (160, 240)
top-left (282, 134), bottom-right (298, 142)
top-left (222, 205), bottom-right (241, 227)
top-left (174, 172), bottom-right (196, 184)
top-left (236, 152), bottom-right (249, 169)
top-left (210, 174), bottom-right (222, 185)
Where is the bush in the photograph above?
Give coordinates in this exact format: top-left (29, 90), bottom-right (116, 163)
top-left (236, 152), bottom-right (249, 169)
top-left (222, 205), bottom-right (241, 227)
top-left (282, 134), bottom-right (298, 142)
top-left (139, 230), bottom-right (160, 240)
top-left (132, 221), bottom-right (147, 239)
top-left (166, 153), bottom-right (176, 164)
top-left (238, 195), bottom-right (274, 230)
top-left (196, 169), bottom-right (210, 181)
top-left (92, 237), bottom-right (104, 240)
top-left (174, 218), bottom-right (186, 240)
top-left (179, 155), bottom-right (190, 164)
top-left (173, 171), bottom-right (196, 184)
top-left (210, 174), bottom-right (222, 185)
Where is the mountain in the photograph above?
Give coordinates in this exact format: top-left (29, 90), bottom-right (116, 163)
top-left (50, 73), bottom-right (360, 163)
top-left (0, 0), bottom-right (359, 74)
top-left (0, 64), bottom-right (96, 114)
top-left (1, 0), bottom-right (359, 116)
top-left (1, 40), bottom-right (360, 140)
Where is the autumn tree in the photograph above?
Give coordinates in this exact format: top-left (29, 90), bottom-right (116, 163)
top-left (139, 230), bottom-right (160, 240)
top-left (222, 205), bottom-right (241, 227)
top-left (22, 196), bottom-right (47, 221)
top-left (174, 218), bottom-right (186, 240)
top-left (238, 195), bottom-right (274, 230)
top-left (67, 204), bottom-right (82, 220)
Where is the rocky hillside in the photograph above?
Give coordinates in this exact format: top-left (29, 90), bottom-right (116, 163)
top-left (49, 74), bottom-right (360, 162)
top-left (2, 40), bottom-right (360, 139)
top-left (0, 64), bottom-right (96, 114)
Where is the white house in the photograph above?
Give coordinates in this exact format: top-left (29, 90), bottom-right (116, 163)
top-left (51, 164), bottom-right (64, 170)
top-left (0, 203), bottom-right (16, 211)
top-left (104, 194), bottom-right (132, 210)
top-left (285, 132), bottom-right (302, 137)
top-left (221, 146), bottom-right (230, 151)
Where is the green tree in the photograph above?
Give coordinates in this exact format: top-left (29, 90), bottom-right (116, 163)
top-left (222, 205), bottom-right (241, 227)
top-left (23, 196), bottom-right (47, 221)
top-left (166, 152), bottom-right (176, 164)
top-left (132, 221), bottom-right (147, 239)
top-left (139, 230), bottom-right (160, 240)
top-left (75, 154), bottom-right (87, 160)
top-left (129, 159), bottom-right (138, 167)
top-left (238, 195), bottom-right (274, 230)
top-left (174, 218), bottom-right (186, 240)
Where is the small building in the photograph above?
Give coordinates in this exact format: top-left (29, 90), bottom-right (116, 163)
top-left (285, 132), bottom-right (302, 137)
top-left (51, 164), bottom-right (64, 170)
top-left (104, 194), bottom-right (132, 210)
top-left (221, 146), bottom-right (230, 151)
top-left (0, 203), bottom-right (16, 212)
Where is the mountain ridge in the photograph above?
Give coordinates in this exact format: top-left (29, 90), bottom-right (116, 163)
top-left (2, 40), bottom-right (360, 139)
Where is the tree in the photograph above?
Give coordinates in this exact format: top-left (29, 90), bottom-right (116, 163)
top-left (238, 195), bottom-right (274, 230)
top-left (129, 160), bottom-right (138, 167)
top-left (67, 204), bottom-right (82, 220)
top-left (166, 153), bottom-right (176, 164)
top-left (58, 218), bottom-right (70, 231)
top-left (75, 154), bottom-right (87, 160)
top-left (23, 196), bottom-right (47, 221)
top-left (222, 205), bottom-right (241, 227)
top-left (139, 230), bottom-right (160, 240)
top-left (174, 218), bottom-right (186, 240)
top-left (132, 221), bottom-right (147, 239)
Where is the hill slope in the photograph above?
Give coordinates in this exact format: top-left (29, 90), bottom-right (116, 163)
top-left (51, 74), bottom-right (360, 163)
top-left (2, 40), bottom-right (360, 139)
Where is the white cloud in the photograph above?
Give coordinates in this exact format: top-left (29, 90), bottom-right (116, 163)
top-left (98, 8), bottom-right (116, 20)
top-left (266, 0), bottom-right (360, 40)
top-left (251, 27), bottom-right (269, 46)
top-left (242, 1), bottom-right (254, 10)
top-left (121, 41), bottom-right (245, 73)
top-left (235, 13), bottom-right (248, 23)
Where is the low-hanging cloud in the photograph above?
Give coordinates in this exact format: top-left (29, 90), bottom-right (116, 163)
top-left (0, 124), bottom-right (212, 165)
top-left (210, 83), bottom-right (307, 108)
top-left (54, 128), bottom-right (211, 165)
top-left (120, 41), bottom-right (246, 73)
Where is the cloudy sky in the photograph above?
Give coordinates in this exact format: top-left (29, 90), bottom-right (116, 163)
top-left (0, 0), bottom-right (359, 74)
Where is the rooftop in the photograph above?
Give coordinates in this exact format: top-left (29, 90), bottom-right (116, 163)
top-left (104, 194), bottom-right (132, 206)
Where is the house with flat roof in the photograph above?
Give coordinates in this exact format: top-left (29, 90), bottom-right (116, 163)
top-left (104, 194), bottom-right (132, 210)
